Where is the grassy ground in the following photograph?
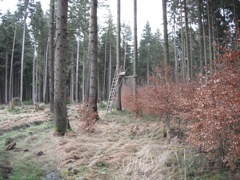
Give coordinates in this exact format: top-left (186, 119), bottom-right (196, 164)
top-left (0, 104), bottom-right (239, 180)
top-left (0, 105), bottom-right (58, 180)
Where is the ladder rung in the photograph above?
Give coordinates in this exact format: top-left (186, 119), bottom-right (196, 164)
top-left (107, 69), bottom-right (124, 113)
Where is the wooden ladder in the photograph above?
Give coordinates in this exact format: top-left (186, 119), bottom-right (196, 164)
top-left (106, 70), bottom-right (120, 113)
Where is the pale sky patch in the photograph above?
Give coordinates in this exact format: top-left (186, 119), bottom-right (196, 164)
top-left (0, 0), bottom-right (163, 37)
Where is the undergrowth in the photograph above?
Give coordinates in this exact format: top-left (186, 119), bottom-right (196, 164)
top-left (77, 102), bottom-right (99, 132)
top-left (0, 121), bottom-right (58, 180)
top-left (122, 49), bottom-right (240, 170)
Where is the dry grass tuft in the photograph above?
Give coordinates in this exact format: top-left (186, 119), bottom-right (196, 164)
top-left (54, 109), bottom-right (182, 179)
top-left (1, 105), bottom-right (237, 179)
top-left (0, 105), bottom-right (49, 133)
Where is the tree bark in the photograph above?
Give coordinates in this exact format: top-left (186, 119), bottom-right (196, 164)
top-left (20, 0), bottom-right (29, 104)
top-left (173, 15), bottom-right (178, 82)
top-left (70, 47), bottom-right (75, 104)
top-left (36, 51), bottom-right (39, 102)
top-left (197, 0), bottom-right (204, 75)
top-left (82, 54), bottom-right (85, 102)
top-left (203, 23), bottom-right (207, 74)
top-left (84, 50), bottom-right (90, 102)
top-left (103, 43), bottom-right (107, 100)
top-left (180, 5), bottom-right (185, 82)
top-left (9, 24), bottom-right (16, 102)
top-left (123, 43), bottom-right (127, 71)
top-left (147, 45), bottom-right (150, 84)
top-left (5, 50), bottom-right (8, 104)
top-left (75, 38), bottom-right (80, 103)
top-left (108, 42), bottom-right (112, 98)
top-left (89, 0), bottom-right (98, 114)
top-left (116, 0), bottom-right (122, 110)
top-left (207, 0), bottom-right (213, 73)
top-left (48, 0), bottom-right (55, 113)
top-left (189, 24), bottom-right (193, 78)
top-left (43, 44), bottom-right (48, 103)
top-left (133, 0), bottom-right (138, 96)
top-left (183, 0), bottom-right (190, 80)
top-left (20, 21), bottom-right (26, 104)
top-left (32, 44), bottom-right (37, 105)
top-left (162, 0), bottom-right (169, 66)
top-left (212, 12), bottom-right (216, 62)
top-left (54, 0), bottom-right (69, 135)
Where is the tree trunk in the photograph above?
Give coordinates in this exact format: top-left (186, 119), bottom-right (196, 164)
top-left (88, 0), bottom-right (98, 115)
top-left (103, 43), bottom-right (107, 100)
top-left (32, 44), bottom-right (37, 105)
top-left (75, 38), bottom-right (80, 103)
top-left (9, 24), bottom-right (16, 102)
top-left (182, 37), bottom-right (186, 83)
top-left (123, 43), bottom-right (127, 71)
top-left (212, 12), bottom-right (216, 62)
top-left (54, 0), bottom-right (69, 135)
top-left (5, 50), bottom-right (8, 104)
top-left (207, 0), bottom-right (213, 73)
top-left (20, 22), bottom-right (26, 103)
top-left (180, 6), bottom-right (185, 82)
top-left (147, 45), bottom-right (150, 84)
top-left (97, 63), bottom-right (102, 101)
top-left (173, 15), bottom-right (178, 82)
top-left (133, 0), bottom-right (138, 96)
top-left (162, 0), bottom-right (169, 66)
top-left (84, 49), bottom-right (90, 102)
top-left (70, 47), bottom-right (75, 104)
top-left (116, 0), bottom-right (122, 110)
top-left (48, 0), bottom-right (55, 113)
top-left (108, 42), bottom-right (112, 98)
top-left (36, 53), bottom-right (39, 102)
top-left (183, 0), bottom-right (190, 81)
top-left (189, 24), bottom-right (193, 78)
top-left (43, 44), bottom-right (48, 103)
top-left (197, 0), bottom-right (204, 75)
top-left (203, 23), bottom-right (207, 74)
top-left (232, 0), bottom-right (239, 41)
top-left (82, 55), bottom-right (85, 102)
top-left (20, 1), bottom-right (29, 104)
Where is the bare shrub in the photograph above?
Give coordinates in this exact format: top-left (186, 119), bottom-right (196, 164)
top-left (122, 66), bottom-right (180, 134)
top-left (77, 103), bottom-right (98, 132)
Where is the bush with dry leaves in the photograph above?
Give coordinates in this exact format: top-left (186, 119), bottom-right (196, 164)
top-left (122, 50), bottom-right (240, 169)
top-left (77, 103), bottom-right (98, 132)
top-left (185, 49), bottom-right (240, 169)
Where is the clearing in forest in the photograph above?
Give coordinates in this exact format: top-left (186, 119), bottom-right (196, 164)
top-left (0, 105), bottom-right (237, 180)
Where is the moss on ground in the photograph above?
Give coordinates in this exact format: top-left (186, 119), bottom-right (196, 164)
top-left (0, 121), bottom-right (58, 180)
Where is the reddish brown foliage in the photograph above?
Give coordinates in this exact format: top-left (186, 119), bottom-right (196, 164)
top-left (186, 49), bottom-right (240, 169)
top-left (122, 86), bottom-right (142, 116)
top-left (122, 66), bottom-right (180, 129)
top-left (77, 103), bottom-right (98, 132)
top-left (122, 50), bottom-right (240, 169)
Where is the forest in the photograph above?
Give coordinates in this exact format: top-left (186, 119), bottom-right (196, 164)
top-left (0, 0), bottom-right (240, 179)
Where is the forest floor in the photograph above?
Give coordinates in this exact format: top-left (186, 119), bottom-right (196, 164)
top-left (0, 104), bottom-right (239, 180)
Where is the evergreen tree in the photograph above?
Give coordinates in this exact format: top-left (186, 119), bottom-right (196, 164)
top-left (138, 21), bottom-right (152, 84)
top-left (54, 0), bottom-right (69, 135)
top-left (98, 13), bottom-right (116, 101)
top-left (88, 0), bottom-right (98, 116)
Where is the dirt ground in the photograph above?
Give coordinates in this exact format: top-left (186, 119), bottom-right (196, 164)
top-left (0, 104), bottom-right (239, 180)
